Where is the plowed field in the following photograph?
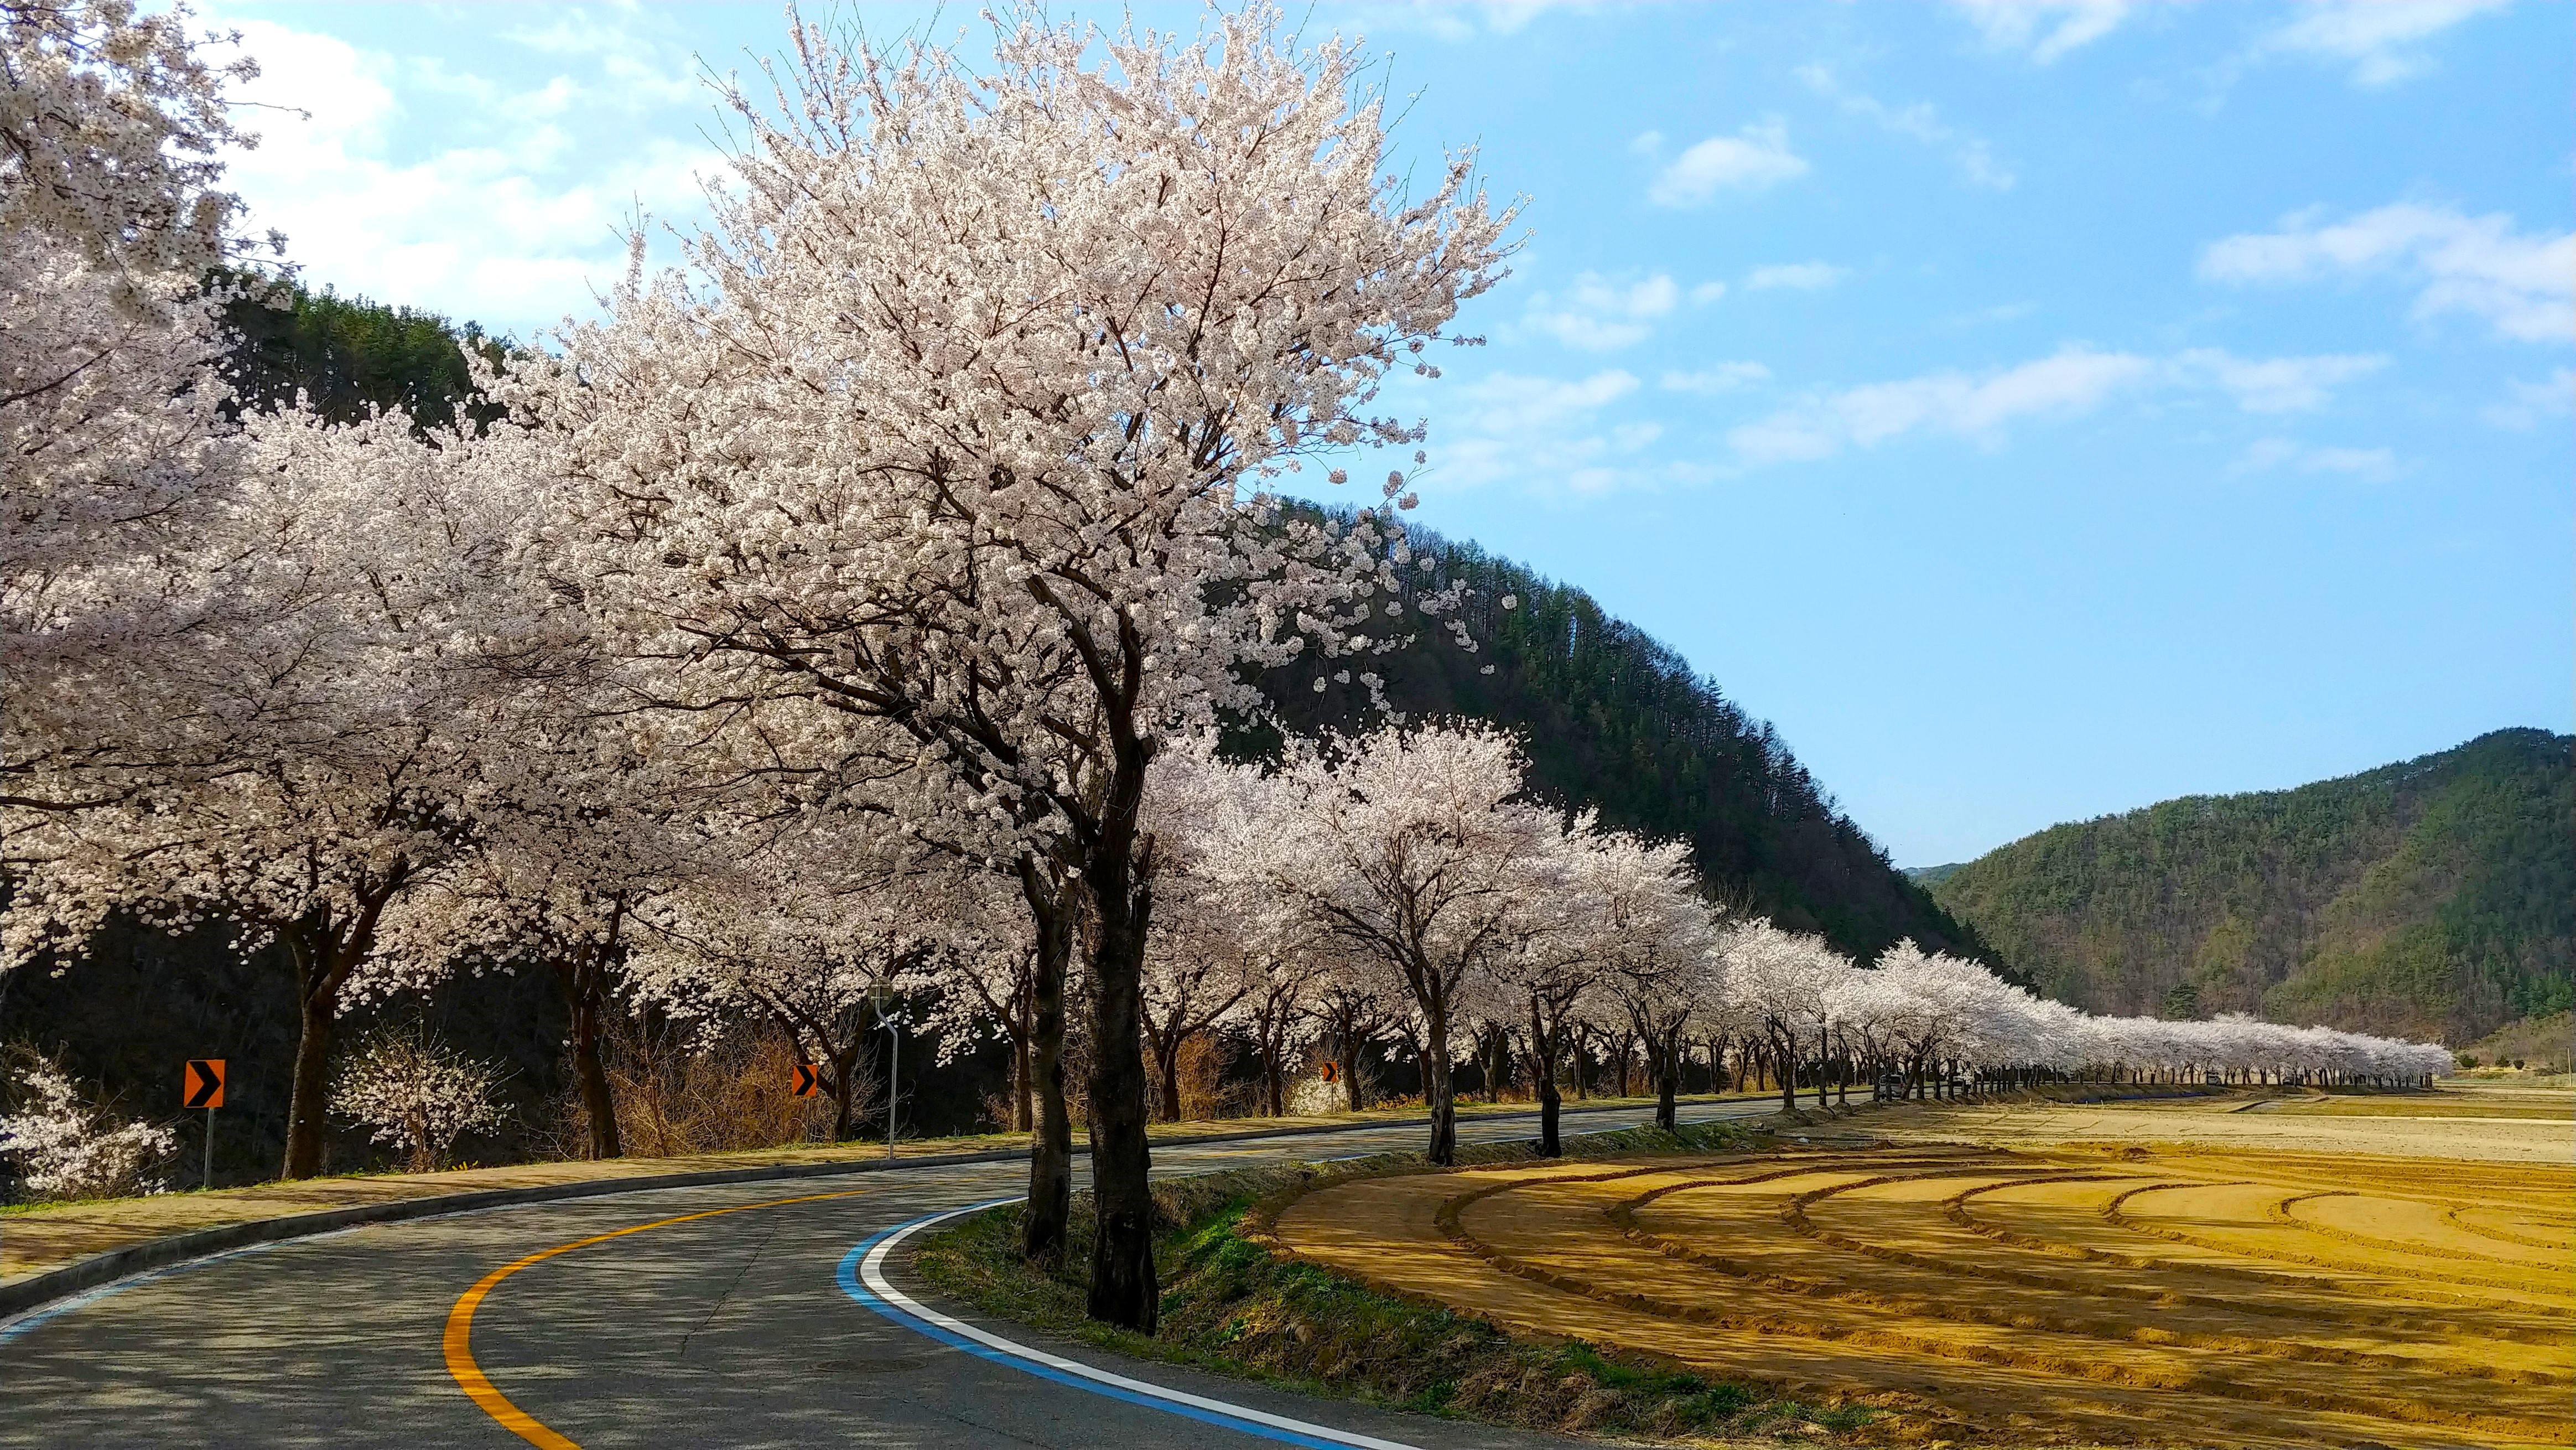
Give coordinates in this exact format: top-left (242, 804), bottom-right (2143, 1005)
top-left (1274, 1132), bottom-right (2575, 1447)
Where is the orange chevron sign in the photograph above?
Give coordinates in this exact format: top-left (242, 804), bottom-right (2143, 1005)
top-left (184, 1059), bottom-right (226, 1109)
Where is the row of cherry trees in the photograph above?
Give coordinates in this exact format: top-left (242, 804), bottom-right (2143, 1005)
top-left (3, 0), bottom-right (1510, 1328)
top-left (1112, 723), bottom-right (2454, 1166)
top-left (1, 2), bottom-right (2447, 1330)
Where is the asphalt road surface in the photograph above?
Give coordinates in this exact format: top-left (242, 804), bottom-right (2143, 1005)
top-left (1, 1099), bottom-right (1777, 1449)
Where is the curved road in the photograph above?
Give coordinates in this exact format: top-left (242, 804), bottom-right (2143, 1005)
top-left (2, 1100), bottom-right (1773, 1449)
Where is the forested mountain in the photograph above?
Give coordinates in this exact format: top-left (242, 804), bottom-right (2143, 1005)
top-left (219, 274), bottom-right (508, 430)
top-left (1930, 729), bottom-right (2573, 1043)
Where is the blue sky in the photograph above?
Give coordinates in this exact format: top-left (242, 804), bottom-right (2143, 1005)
top-left (203, 0), bottom-right (2572, 865)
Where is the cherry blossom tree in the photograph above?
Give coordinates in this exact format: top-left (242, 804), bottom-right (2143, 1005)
top-left (495, 3), bottom-right (1510, 1328)
top-left (1138, 897), bottom-right (1254, 1122)
top-left (1236, 946), bottom-right (1327, 1117)
top-left (625, 846), bottom-right (948, 1145)
top-left (909, 869), bottom-right (1050, 1131)
top-left (1483, 830), bottom-right (1599, 1154)
top-left (1717, 919), bottom-right (1848, 1114)
top-left (375, 762), bottom-right (719, 1162)
top-left (1213, 722), bottom-right (1556, 1164)
top-left (4, 410), bottom-right (509, 1179)
top-left (1586, 830), bottom-right (1719, 1131)
top-left (3, 0), bottom-right (269, 814)
top-left (1305, 974), bottom-right (1389, 1112)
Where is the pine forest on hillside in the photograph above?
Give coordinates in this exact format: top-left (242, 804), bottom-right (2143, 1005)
top-left (1929, 728), bottom-right (2574, 1043)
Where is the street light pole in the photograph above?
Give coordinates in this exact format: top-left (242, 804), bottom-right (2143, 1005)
top-left (871, 979), bottom-right (899, 1162)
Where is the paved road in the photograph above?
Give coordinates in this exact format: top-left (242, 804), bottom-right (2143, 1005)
top-left (1, 1100), bottom-right (1774, 1449)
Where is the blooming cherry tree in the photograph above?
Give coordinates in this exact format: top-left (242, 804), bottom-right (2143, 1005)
top-left (1585, 830), bottom-right (1720, 1131)
top-left (2, 0), bottom-right (268, 813)
top-left (496, 3), bottom-right (1511, 1327)
top-left (1213, 722), bottom-right (1557, 1164)
top-left (5, 411), bottom-right (512, 1179)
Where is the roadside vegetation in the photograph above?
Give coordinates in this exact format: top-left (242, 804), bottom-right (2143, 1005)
top-left (916, 1120), bottom-right (1896, 1445)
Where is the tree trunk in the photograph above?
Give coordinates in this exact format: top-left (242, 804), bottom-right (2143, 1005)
top-left (1079, 775), bottom-right (1158, 1332)
top-left (282, 911), bottom-right (373, 1182)
top-left (1529, 1000), bottom-right (1561, 1157)
top-left (1012, 1015), bottom-right (1033, 1133)
top-left (1423, 986), bottom-right (1457, 1166)
top-left (1263, 1025), bottom-right (1286, 1116)
top-left (1154, 1032), bottom-right (1185, 1123)
top-left (1776, 1034), bottom-right (1798, 1115)
top-left (1019, 858), bottom-right (1073, 1268)
top-left (1655, 1034), bottom-right (1679, 1131)
top-left (283, 965), bottom-right (338, 1180)
top-left (829, 1057), bottom-right (856, 1142)
top-left (557, 951), bottom-right (621, 1160)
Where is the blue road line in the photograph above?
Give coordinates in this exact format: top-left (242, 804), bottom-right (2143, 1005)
top-left (836, 1204), bottom-right (1404, 1450)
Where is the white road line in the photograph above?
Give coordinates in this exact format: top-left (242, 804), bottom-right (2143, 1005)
top-left (841, 1202), bottom-right (1424, 1450)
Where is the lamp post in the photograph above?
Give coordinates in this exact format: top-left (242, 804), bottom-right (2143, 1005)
top-left (870, 978), bottom-right (899, 1161)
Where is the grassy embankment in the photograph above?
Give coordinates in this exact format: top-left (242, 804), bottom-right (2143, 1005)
top-left (915, 1115), bottom-right (1888, 1444)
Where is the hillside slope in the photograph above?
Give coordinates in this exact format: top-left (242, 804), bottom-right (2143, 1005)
top-left (1254, 536), bottom-right (1987, 962)
top-left (1931, 729), bottom-right (2573, 1042)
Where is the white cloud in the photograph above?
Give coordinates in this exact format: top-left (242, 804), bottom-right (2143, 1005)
top-left (1456, 370), bottom-right (1641, 436)
top-left (1629, 130), bottom-right (1664, 155)
top-left (1730, 346), bottom-right (2153, 462)
top-left (1794, 65), bottom-right (2015, 190)
top-left (1840, 347), bottom-right (2154, 446)
top-left (1351, 1), bottom-right (1600, 44)
top-left (1747, 261), bottom-right (1850, 292)
top-left (2200, 203), bottom-right (2575, 344)
top-left (2171, 348), bottom-right (2387, 413)
top-left (1689, 281), bottom-right (1728, 305)
top-left (210, 13), bottom-right (718, 335)
top-left (1947, 0), bottom-right (2133, 63)
top-left (1725, 343), bottom-right (2385, 465)
top-left (1434, 369), bottom-right (1682, 495)
top-left (2482, 368), bottom-right (2575, 429)
top-left (2230, 437), bottom-right (2402, 482)
top-left (1522, 273), bottom-right (1680, 351)
top-left (1661, 364), bottom-right (1771, 395)
top-left (1647, 121), bottom-right (1807, 207)
top-left (2261, 0), bottom-right (2509, 86)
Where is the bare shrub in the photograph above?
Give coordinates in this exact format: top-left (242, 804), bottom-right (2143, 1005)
top-left (572, 1014), bottom-right (880, 1157)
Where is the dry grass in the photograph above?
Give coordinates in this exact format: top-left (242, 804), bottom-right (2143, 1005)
top-left (1270, 1090), bottom-right (2575, 1448)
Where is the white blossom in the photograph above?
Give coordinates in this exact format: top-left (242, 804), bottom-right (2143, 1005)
top-left (0, 1055), bottom-right (177, 1200)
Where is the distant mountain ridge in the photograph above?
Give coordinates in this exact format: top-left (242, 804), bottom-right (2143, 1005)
top-left (1929, 729), bottom-right (2573, 1043)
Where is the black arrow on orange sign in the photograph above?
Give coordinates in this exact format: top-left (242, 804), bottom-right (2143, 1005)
top-left (792, 1064), bottom-right (822, 1097)
top-left (184, 1059), bottom-right (226, 1109)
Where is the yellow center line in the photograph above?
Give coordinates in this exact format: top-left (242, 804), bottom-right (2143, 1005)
top-left (442, 1188), bottom-right (870, 1449)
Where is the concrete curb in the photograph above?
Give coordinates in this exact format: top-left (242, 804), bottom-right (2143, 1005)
top-left (0, 1097), bottom-right (1741, 1325)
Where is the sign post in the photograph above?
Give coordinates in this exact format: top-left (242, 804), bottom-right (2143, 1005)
top-left (184, 1059), bottom-right (225, 1190)
top-left (870, 980), bottom-right (898, 1161)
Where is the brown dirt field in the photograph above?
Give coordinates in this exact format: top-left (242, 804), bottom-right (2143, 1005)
top-left (1270, 1099), bottom-right (2575, 1448)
